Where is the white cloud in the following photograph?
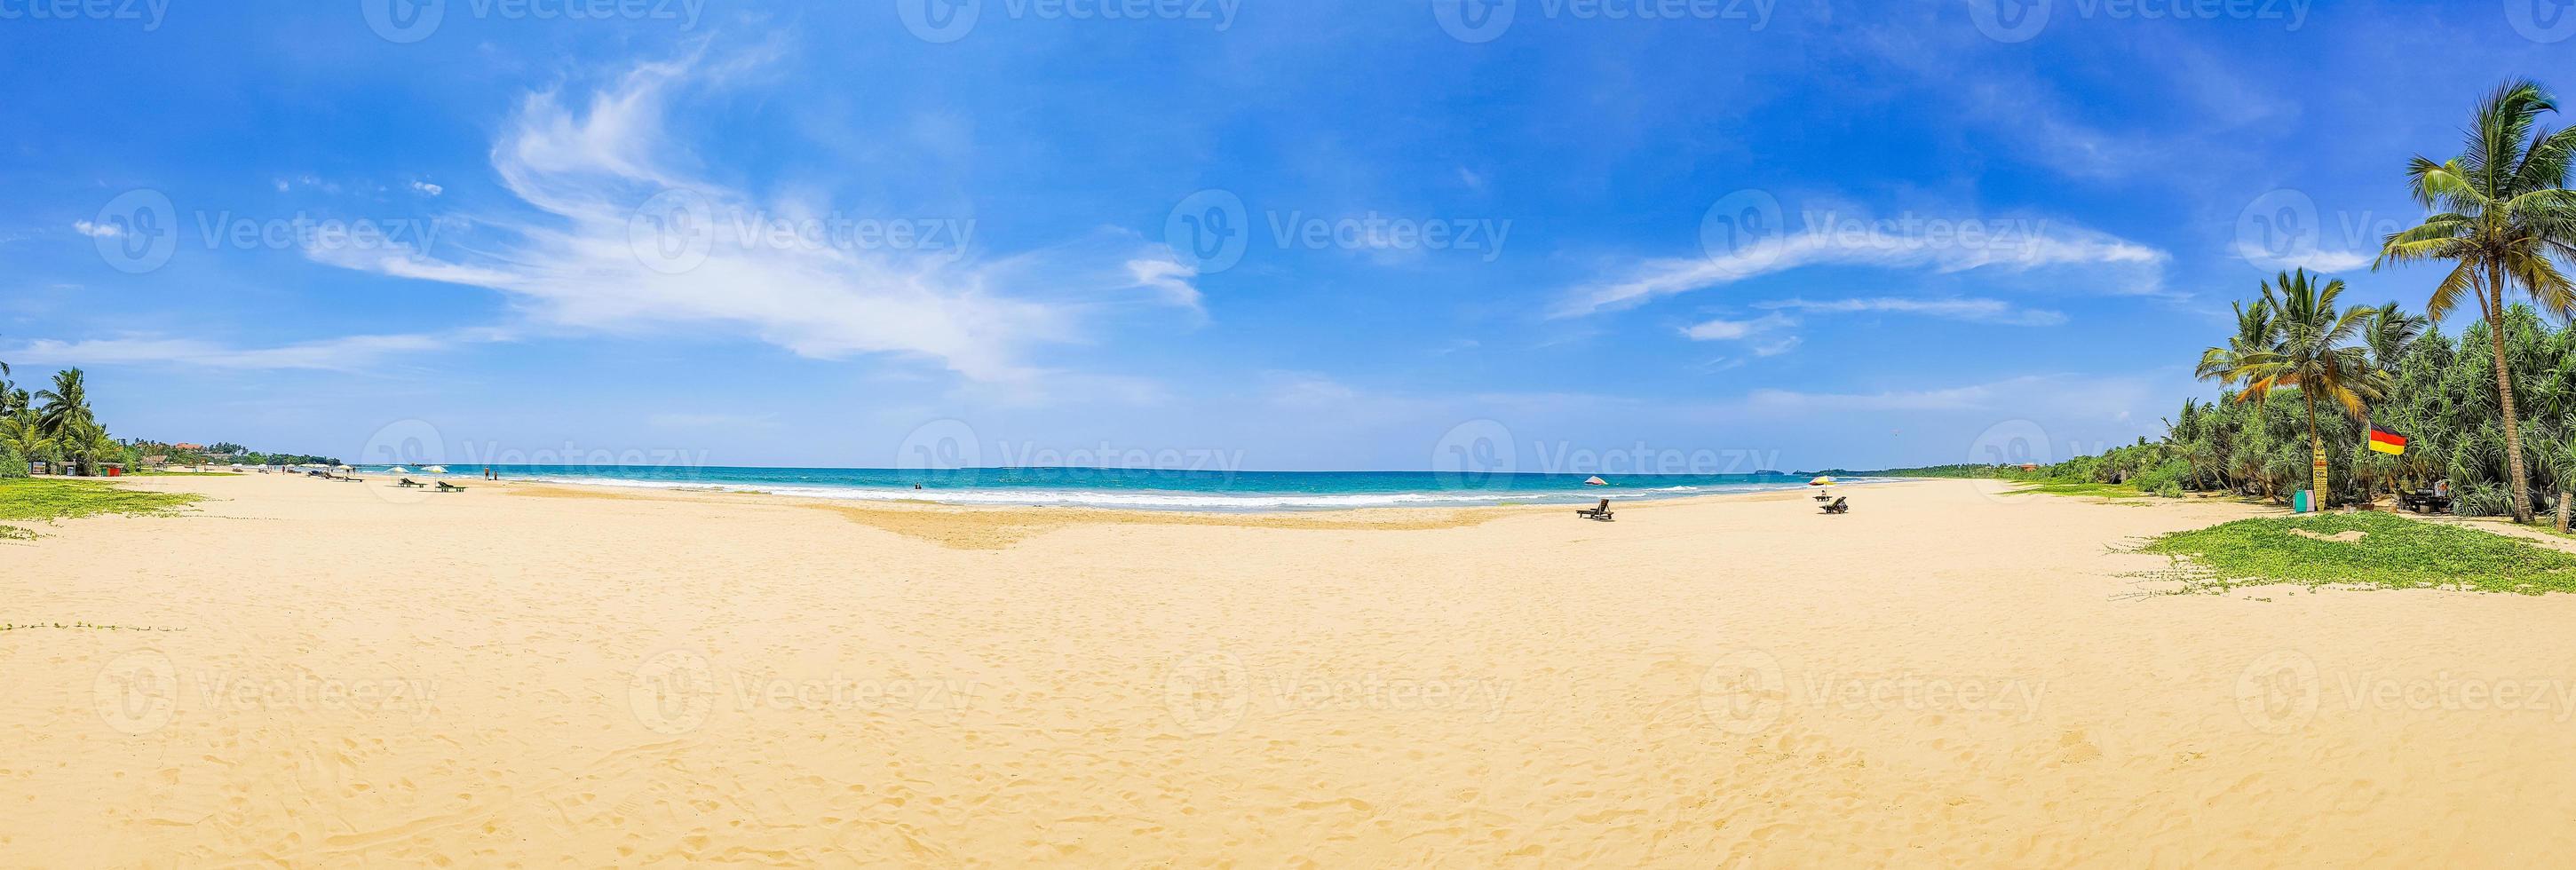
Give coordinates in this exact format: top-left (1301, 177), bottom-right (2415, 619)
top-left (410, 180), bottom-right (445, 196)
top-left (71, 220), bottom-right (123, 239)
top-left (307, 52), bottom-right (1200, 386)
top-left (2, 333), bottom-right (469, 371)
top-left (1125, 256), bottom-right (1204, 312)
top-left (1553, 217), bottom-right (2165, 318)
top-left (2266, 249), bottom-right (2373, 273)
top-left (1681, 312), bottom-right (1794, 341)
top-left (1742, 374), bottom-right (2154, 416)
top-left (1755, 297), bottom-right (2066, 326)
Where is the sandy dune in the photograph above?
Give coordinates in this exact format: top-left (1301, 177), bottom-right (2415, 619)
top-left (9, 475), bottom-right (2576, 866)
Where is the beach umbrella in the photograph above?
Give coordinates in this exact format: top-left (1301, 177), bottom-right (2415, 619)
top-left (423, 465), bottom-right (448, 474)
top-left (1582, 476), bottom-right (1608, 486)
top-left (387, 467), bottom-right (411, 474)
top-left (1809, 475), bottom-right (1835, 486)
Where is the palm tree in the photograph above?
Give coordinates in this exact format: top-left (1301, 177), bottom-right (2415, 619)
top-left (33, 368), bottom-right (99, 473)
top-left (2196, 297), bottom-right (2278, 386)
top-left (2379, 79), bottom-right (2576, 524)
top-left (2226, 270), bottom-right (2392, 508)
top-left (2362, 303), bottom-right (2429, 372)
top-left (0, 357), bottom-right (23, 418)
top-left (2, 410), bottom-right (56, 475)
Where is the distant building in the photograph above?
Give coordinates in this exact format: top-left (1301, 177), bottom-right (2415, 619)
top-left (173, 442), bottom-right (205, 452)
top-left (2017, 463), bottom-right (2039, 471)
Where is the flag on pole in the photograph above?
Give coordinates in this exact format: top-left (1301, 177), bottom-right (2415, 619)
top-left (2367, 428), bottom-right (2408, 455)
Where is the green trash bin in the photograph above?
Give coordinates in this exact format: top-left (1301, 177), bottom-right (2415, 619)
top-left (2293, 489), bottom-right (2311, 513)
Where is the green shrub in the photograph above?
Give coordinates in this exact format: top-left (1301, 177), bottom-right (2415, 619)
top-left (0, 441), bottom-right (25, 479)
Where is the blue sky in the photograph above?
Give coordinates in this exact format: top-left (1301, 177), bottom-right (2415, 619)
top-left (0, 0), bottom-right (2559, 471)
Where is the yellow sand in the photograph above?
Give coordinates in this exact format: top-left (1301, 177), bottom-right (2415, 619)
top-left (10, 475), bottom-right (2576, 866)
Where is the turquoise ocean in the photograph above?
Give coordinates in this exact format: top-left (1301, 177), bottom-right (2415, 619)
top-left (351, 465), bottom-right (1876, 511)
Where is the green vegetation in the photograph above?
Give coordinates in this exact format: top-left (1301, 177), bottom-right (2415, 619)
top-left (2139, 512), bottom-right (2576, 595)
top-left (2379, 79), bottom-right (2576, 524)
top-left (2028, 82), bottom-right (2576, 529)
top-left (2005, 480), bottom-right (2154, 500)
top-left (0, 478), bottom-right (201, 525)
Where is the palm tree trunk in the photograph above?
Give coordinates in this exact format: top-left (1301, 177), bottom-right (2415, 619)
top-left (2487, 273), bottom-right (2536, 524)
top-left (2305, 393), bottom-right (2327, 510)
top-left (2558, 490), bottom-right (2571, 534)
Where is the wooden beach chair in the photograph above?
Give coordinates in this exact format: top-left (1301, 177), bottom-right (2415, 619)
top-left (1820, 496), bottom-right (1849, 514)
top-left (435, 482), bottom-right (469, 493)
top-left (396, 478), bottom-right (424, 488)
top-left (1575, 498), bottom-right (1613, 521)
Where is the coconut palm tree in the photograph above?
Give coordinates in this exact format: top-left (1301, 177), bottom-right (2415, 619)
top-left (2226, 270), bottom-right (2392, 508)
top-left (2378, 79), bottom-right (2576, 524)
top-left (34, 368), bottom-right (95, 442)
top-left (2196, 298), bottom-right (2278, 387)
top-left (0, 357), bottom-right (23, 418)
top-left (2362, 303), bottom-right (2429, 372)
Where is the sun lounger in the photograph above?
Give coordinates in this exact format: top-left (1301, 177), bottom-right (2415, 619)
top-left (435, 482), bottom-right (468, 493)
top-left (1574, 498), bottom-right (1613, 521)
top-left (1821, 496), bottom-right (1849, 514)
top-left (2397, 488), bottom-right (2453, 514)
top-left (396, 478), bottom-right (424, 488)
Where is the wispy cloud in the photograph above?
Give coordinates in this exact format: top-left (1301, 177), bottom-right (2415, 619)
top-left (1552, 216), bottom-right (2165, 318)
top-left (1680, 312), bottom-right (1793, 342)
top-left (2, 332), bottom-right (480, 371)
top-left (71, 220), bottom-right (123, 239)
top-left (1742, 374), bottom-right (2154, 416)
top-left (1754, 297), bottom-right (2066, 326)
top-left (308, 51), bottom-right (1201, 387)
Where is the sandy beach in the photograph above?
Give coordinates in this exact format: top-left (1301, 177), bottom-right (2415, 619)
top-left (10, 475), bottom-right (2576, 866)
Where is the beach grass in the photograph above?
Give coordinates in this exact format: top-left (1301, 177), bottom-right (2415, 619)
top-left (2139, 512), bottom-right (2576, 595)
top-left (0, 478), bottom-right (202, 533)
top-left (2009, 480), bottom-right (2152, 500)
